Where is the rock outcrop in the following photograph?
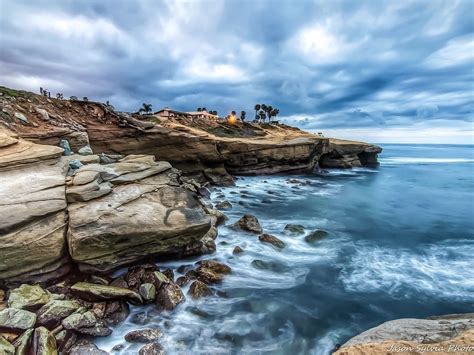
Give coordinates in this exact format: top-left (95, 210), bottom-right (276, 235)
top-left (0, 127), bottom-right (215, 284)
top-left (0, 87), bottom-right (381, 187)
top-left (335, 314), bottom-right (474, 355)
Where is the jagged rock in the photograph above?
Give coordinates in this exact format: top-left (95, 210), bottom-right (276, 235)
top-left (215, 200), bottom-right (232, 210)
top-left (111, 344), bottom-right (125, 352)
top-left (305, 230), bottom-right (329, 244)
top-left (0, 335), bottom-right (14, 354)
top-left (188, 281), bottom-right (212, 299)
top-left (139, 342), bottom-right (165, 355)
top-left (104, 301), bottom-right (129, 326)
top-left (78, 145), bottom-right (93, 155)
top-left (125, 264), bottom-right (160, 290)
top-left (7, 285), bottom-right (50, 310)
top-left (139, 284), bottom-right (156, 303)
top-left (125, 328), bottom-right (162, 343)
top-left (206, 208), bottom-right (228, 226)
top-left (31, 327), bottom-right (57, 354)
top-left (284, 224), bottom-right (305, 235)
top-left (61, 310), bottom-right (111, 336)
top-left (259, 233), bottom-right (285, 249)
top-left (36, 300), bottom-right (81, 328)
top-left (196, 260), bottom-right (231, 274)
top-left (233, 246), bottom-right (244, 254)
top-left (176, 276), bottom-right (190, 287)
top-left (156, 283), bottom-right (185, 311)
top-left (68, 339), bottom-right (109, 355)
top-left (234, 214), bottom-right (262, 234)
top-left (59, 139), bottom-right (72, 155)
top-left (0, 308), bottom-right (36, 331)
top-left (91, 302), bottom-right (107, 318)
top-left (68, 159), bottom-right (83, 170)
top-left (70, 282), bottom-right (143, 304)
top-left (54, 329), bottom-right (77, 353)
top-left (192, 267), bottom-right (224, 284)
top-left (161, 268), bottom-right (175, 282)
top-left (12, 328), bottom-right (33, 354)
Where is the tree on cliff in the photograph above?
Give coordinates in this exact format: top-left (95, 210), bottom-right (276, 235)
top-left (140, 103), bottom-right (152, 115)
top-left (265, 105), bottom-right (273, 122)
top-left (197, 107), bottom-right (202, 112)
top-left (240, 111), bottom-right (246, 122)
top-left (259, 110), bottom-right (266, 122)
top-left (83, 97), bottom-right (88, 102)
top-left (254, 104), bottom-right (261, 120)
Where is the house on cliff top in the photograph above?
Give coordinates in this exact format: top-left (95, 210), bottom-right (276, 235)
top-left (155, 107), bottom-right (219, 121)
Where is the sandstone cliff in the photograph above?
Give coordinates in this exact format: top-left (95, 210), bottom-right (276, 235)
top-left (0, 127), bottom-right (215, 286)
top-left (0, 86), bottom-right (381, 185)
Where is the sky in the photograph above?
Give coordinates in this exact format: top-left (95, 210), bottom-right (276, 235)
top-left (1, 0), bottom-right (473, 143)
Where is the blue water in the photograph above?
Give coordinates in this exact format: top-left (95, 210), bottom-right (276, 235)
top-left (97, 144), bottom-right (474, 354)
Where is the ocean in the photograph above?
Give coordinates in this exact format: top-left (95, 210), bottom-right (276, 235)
top-left (96, 144), bottom-right (474, 354)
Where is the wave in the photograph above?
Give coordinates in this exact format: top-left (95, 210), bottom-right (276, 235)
top-left (381, 157), bottom-right (474, 165)
top-left (338, 240), bottom-right (474, 301)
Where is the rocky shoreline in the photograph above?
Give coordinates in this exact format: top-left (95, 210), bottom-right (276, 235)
top-left (3, 87), bottom-right (471, 354)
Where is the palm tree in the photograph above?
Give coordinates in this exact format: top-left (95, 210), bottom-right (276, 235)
top-left (240, 111), bottom-right (246, 122)
top-left (254, 104), bottom-right (261, 120)
top-left (83, 97), bottom-right (88, 102)
top-left (270, 108), bottom-right (280, 122)
top-left (197, 107), bottom-right (202, 112)
top-left (259, 110), bottom-right (266, 123)
top-left (265, 105), bottom-right (273, 122)
top-left (202, 107), bottom-right (207, 112)
top-left (139, 103), bottom-right (152, 115)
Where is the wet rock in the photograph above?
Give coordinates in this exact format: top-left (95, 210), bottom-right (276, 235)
top-left (197, 187), bottom-right (211, 198)
top-left (54, 329), bottom-right (77, 353)
top-left (0, 335), bottom-right (15, 354)
top-left (215, 200), bottom-right (232, 210)
top-left (125, 264), bottom-right (159, 291)
top-left (233, 246), bottom-right (244, 254)
top-left (32, 326), bottom-right (57, 354)
top-left (304, 230), bottom-right (329, 244)
top-left (12, 328), bottom-right (33, 354)
top-left (234, 214), bottom-right (262, 234)
top-left (68, 339), bottom-right (109, 355)
top-left (156, 283), bottom-right (185, 311)
top-left (196, 260), bottom-right (232, 274)
top-left (139, 342), bottom-right (165, 355)
top-left (70, 282), bottom-right (143, 304)
top-left (36, 299), bottom-right (81, 328)
top-left (104, 301), bottom-right (129, 326)
top-left (176, 276), bottom-right (190, 287)
top-left (125, 328), bottom-right (162, 343)
top-left (176, 264), bottom-right (193, 274)
top-left (161, 268), bottom-right (175, 282)
top-left (203, 166), bottom-right (235, 186)
top-left (130, 312), bottom-right (149, 325)
top-left (193, 267), bottom-right (224, 284)
top-left (59, 139), bottom-right (72, 155)
top-left (139, 283), bottom-right (156, 303)
top-left (206, 208), bottom-right (228, 226)
top-left (92, 302), bottom-right (107, 318)
top-left (251, 259), bottom-right (285, 272)
top-left (259, 233), bottom-right (285, 249)
top-left (78, 145), bottom-right (93, 155)
top-left (7, 284), bottom-right (50, 310)
top-left (146, 271), bottom-right (171, 289)
top-left (0, 308), bottom-right (36, 332)
top-left (110, 276), bottom-right (128, 289)
top-left (111, 344), bottom-right (125, 352)
top-left (188, 281), bottom-right (212, 299)
top-left (62, 310), bottom-right (112, 337)
top-left (284, 224), bottom-right (305, 235)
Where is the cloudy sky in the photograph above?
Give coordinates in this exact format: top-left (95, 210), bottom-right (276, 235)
top-left (1, 0), bottom-right (473, 143)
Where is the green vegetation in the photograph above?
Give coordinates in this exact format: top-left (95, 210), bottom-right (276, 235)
top-left (0, 86), bottom-right (19, 97)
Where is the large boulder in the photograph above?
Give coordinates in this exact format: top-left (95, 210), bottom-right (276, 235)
top-left (66, 155), bottom-right (213, 273)
top-left (0, 129), bottom-right (69, 284)
top-left (156, 283), bottom-right (185, 311)
top-left (234, 214), bottom-right (262, 234)
top-left (0, 308), bottom-right (36, 332)
top-left (61, 310), bottom-right (111, 337)
top-left (7, 284), bottom-right (50, 310)
top-left (70, 282), bottom-right (142, 304)
top-left (259, 233), bottom-right (285, 249)
top-left (124, 328), bottom-right (162, 343)
top-left (36, 300), bottom-right (81, 328)
top-left (336, 314), bottom-right (474, 354)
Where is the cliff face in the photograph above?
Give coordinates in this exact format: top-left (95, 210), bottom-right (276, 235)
top-left (0, 87), bottom-right (382, 184)
top-left (0, 127), bottom-right (215, 286)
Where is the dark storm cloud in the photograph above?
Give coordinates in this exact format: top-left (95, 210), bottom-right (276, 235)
top-left (0, 0), bottom-right (473, 135)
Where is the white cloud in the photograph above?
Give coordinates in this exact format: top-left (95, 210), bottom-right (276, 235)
top-left (425, 35), bottom-right (474, 68)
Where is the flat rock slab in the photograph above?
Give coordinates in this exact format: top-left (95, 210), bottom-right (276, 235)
top-left (71, 282), bottom-right (143, 304)
top-left (0, 308), bottom-right (37, 331)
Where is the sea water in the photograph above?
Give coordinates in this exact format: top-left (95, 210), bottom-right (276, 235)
top-left (96, 144), bottom-right (474, 354)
